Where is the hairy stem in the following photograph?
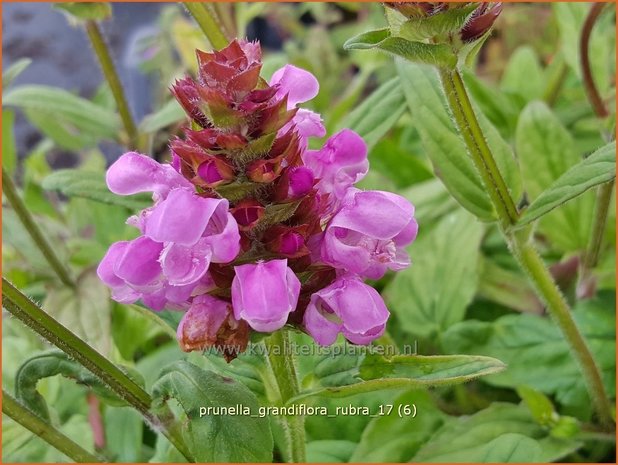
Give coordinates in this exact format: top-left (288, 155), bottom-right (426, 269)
top-left (184, 2), bottom-right (230, 50)
top-left (85, 21), bottom-right (138, 149)
top-left (2, 279), bottom-right (194, 461)
top-left (439, 69), bottom-right (519, 228)
top-left (265, 330), bottom-right (306, 463)
top-left (3, 390), bottom-right (103, 463)
top-left (439, 68), bottom-right (614, 427)
top-left (2, 167), bottom-right (74, 288)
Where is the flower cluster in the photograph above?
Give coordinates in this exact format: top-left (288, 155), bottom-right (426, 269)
top-left (98, 40), bottom-right (417, 359)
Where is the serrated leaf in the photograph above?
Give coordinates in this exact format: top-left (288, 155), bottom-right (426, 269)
top-left (2, 58), bottom-right (32, 90)
top-left (338, 77), bottom-right (406, 151)
top-left (344, 29), bottom-right (457, 69)
top-left (42, 169), bottom-right (151, 210)
top-left (290, 351), bottom-right (504, 404)
top-left (412, 403), bottom-right (579, 462)
top-left (3, 85), bottom-right (120, 140)
top-left (384, 210), bottom-right (484, 337)
top-left (518, 141), bottom-right (616, 226)
top-left (151, 361), bottom-right (273, 462)
top-left (516, 101), bottom-right (595, 251)
top-left (54, 2), bottom-right (112, 21)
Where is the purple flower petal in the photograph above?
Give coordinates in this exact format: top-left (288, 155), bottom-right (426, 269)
top-left (160, 240), bottom-right (212, 286)
top-left (114, 236), bottom-right (163, 287)
top-left (270, 65), bottom-right (319, 107)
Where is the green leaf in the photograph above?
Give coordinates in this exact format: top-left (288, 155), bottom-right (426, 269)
top-left (306, 440), bottom-right (357, 463)
top-left (54, 2), bottom-right (112, 21)
top-left (338, 77), bottom-right (406, 151)
top-left (384, 210), bottom-right (484, 337)
top-left (351, 390), bottom-right (445, 462)
top-left (397, 5), bottom-right (478, 42)
top-left (396, 60), bottom-right (494, 220)
top-left (516, 386), bottom-right (557, 428)
top-left (151, 361), bottom-right (273, 462)
top-left (42, 270), bottom-right (112, 356)
top-left (139, 99), bottom-right (185, 133)
top-left (24, 107), bottom-right (96, 151)
top-left (3, 85), bottom-right (120, 141)
top-left (344, 29), bottom-right (457, 69)
top-left (516, 101), bottom-right (595, 251)
top-left (104, 407), bottom-right (144, 462)
top-left (2, 109), bottom-right (17, 175)
top-left (15, 351), bottom-right (129, 421)
top-left (501, 46), bottom-right (544, 100)
top-left (412, 403), bottom-right (580, 462)
top-left (442, 292), bottom-right (616, 413)
top-left (2, 58), bottom-right (32, 89)
top-left (42, 169), bottom-right (151, 210)
top-left (290, 351), bottom-right (505, 404)
top-left (518, 141), bottom-right (616, 226)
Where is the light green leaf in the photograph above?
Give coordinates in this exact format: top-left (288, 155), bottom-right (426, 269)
top-left (139, 99), bottom-right (185, 133)
top-left (351, 390), bottom-right (445, 462)
top-left (2, 109), bottom-right (17, 174)
top-left (412, 403), bottom-right (580, 462)
top-left (385, 210), bottom-right (484, 337)
top-left (3, 85), bottom-right (120, 140)
top-left (290, 351), bottom-right (505, 404)
top-left (344, 29), bottom-right (457, 69)
top-left (501, 46), bottom-right (544, 100)
top-left (54, 2), bottom-right (112, 21)
top-left (42, 169), bottom-right (151, 211)
top-left (104, 407), bottom-right (144, 462)
top-left (42, 270), bottom-right (112, 355)
top-left (338, 77), bottom-right (406, 151)
top-left (516, 101), bottom-right (595, 251)
top-left (397, 5), bottom-right (477, 42)
top-left (24, 107), bottom-right (96, 151)
top-left (442, 292), bottom-right (616, 412)
top-left (2, 58), bottom-right (32, 89)
top-left (518, 141), bottom-right (616, 226)
top-left (516, 386), bottom-right (556, 428)
top-left (151, 361), bottom-right (273, 463)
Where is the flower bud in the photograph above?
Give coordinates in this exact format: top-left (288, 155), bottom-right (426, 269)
top-left (230, 199), bottom-right (265, 231)
top-left (265, 225), bottom-right (309, 258)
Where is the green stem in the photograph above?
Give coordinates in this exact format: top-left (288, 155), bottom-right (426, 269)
top-left (2, 167), bottom-right (74, 288)
top-left (2, 279), bottom-right (194, 461)
top-left (265, 330), bottom-right (306, 463)
top-left (583, 180), bottom-right (614, 271)
top-left (439, 69), bottom-right (519, 229)
top-left (439, 68), bottom-right (614, 428)
top-left (184, 2), bottom-right (230, 50)
top-left (3, 391), bottom-right (103, 463)
top-left (86, 20), bottom-right (138, 150)
top-left (542, 57), bottom-right (568, 107)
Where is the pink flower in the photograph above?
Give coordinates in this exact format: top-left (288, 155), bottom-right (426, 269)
top-left (231, 259), bottom-right (301, 332)
top-left (270, 64), bottom-right (326, 140)
top-left (320, 189), bottom-right (417, 279)
top-left (303, 129), bottom-right (368, 202)
top-left (304, 275), bottom-right (389, 345)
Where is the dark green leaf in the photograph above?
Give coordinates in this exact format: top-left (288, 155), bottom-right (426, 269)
top-left (344, 29), bottom-right (457, 68)
top-left (338, 77), bottom-right (406, 151)
top-left (15, 351), bottom-right (129, 420)
top-left (3, 85), bottom-right (120, 140)
top-left (384, 210), bottom-right (484, 337)
top-left (42, 169), bottom-right (151, 210)
top-left (151, 361), bottom-right (273, 462)
top-left (518, 141), bottom-right (616, 226)
top-left (480, 434), bottom-right (542, 462)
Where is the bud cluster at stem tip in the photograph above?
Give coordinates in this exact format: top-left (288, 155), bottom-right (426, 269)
top-left (98, 39), bottom-right (418, 361)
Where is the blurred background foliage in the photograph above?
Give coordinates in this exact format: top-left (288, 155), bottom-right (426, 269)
top-left (2, 2), bottom-right (616, 463)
